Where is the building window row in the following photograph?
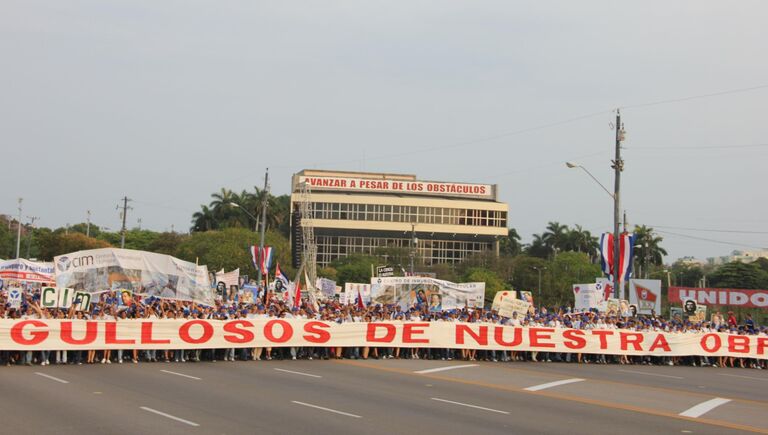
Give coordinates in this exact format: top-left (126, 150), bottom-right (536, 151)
top-left (314, 235), bottom-right (492, 266)
top-left (309, 202), bottom-right (507, 228)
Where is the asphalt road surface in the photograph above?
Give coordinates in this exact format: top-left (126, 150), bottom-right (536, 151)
top-left (2, 358), bottom-right (766, 434)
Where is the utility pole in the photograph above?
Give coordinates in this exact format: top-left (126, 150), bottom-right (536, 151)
top-left (15, 198), bottom-right (22, 259)
top-left (532, 266), bottom-right (547, 303)
top-left (86, 210), bottom-right (92, 237)
top-left (410, 223), bottom-right (417, 277)
top-left (623, 210), bottom-right (628, 233)
top-left (257, 169), bottom-right (270, 298)
top-left (25, 216), bottom-right (38, 258)
top-left (117, 196), bottom-right (132, 249)
top-left (611, 110), bottom-right (625, 299)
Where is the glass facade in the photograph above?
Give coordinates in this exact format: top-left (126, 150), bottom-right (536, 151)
top-left (309, 202), bottom-right (507, 228)
top-left (315, 234), bottom-right (493, 267)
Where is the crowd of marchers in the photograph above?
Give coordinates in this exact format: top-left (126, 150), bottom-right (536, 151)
top-left (0, 289), bottom-right (765, 370)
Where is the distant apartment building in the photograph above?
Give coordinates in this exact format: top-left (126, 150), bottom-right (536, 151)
top-left (707, 249), bottom-right (768, 266)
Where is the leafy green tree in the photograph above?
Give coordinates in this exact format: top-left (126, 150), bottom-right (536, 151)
top-left (175, 228), bottom-right (291, 278)
top-left (509, 255), bottom-right (549, 299)
top-left (0, 220), bottom-right (17, 258)
top-left (317, 266), bottom-right (338, 282)
top-left (373, 245), bottom-right (412, 270)
top-left (708, 261), bottom-right (768, 289)
top-left (633, 225), bottom-right (668, 278)
top-left (463, 267), bottom-right (505, 303)
top-left (147, 232), bottom-right (187, 256)
top-left (330, 254), bottom-right (377, 286)
top-left (753, 257), bottom-right (768, 274)
top-left (667, 261), bottom-right (704, 287)
top-left (547, 252), bottom-right (602, 307)
top-left (36, 232), bottom-right (112, 260)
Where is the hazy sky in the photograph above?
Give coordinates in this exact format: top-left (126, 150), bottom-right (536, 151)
top-left (2, 1), bottom-right (767, 261)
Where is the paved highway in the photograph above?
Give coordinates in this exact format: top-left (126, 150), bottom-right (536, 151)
top-left (1, 359), bottom-right (766, 434)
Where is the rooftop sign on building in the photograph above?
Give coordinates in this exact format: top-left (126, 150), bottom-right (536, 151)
top-left (295, 173), bottom-right (496, 201)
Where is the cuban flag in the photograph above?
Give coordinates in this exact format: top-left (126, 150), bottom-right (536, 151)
top-left (261, 247), bottom-right (274, 273)
top-left (251, 246), bottom-right (275, 274)
top-left (275, 263), bottom-right (290, 289)
top-left (599, 233), bottom-right (613, 278)
top-left (600, 232), bottom-right (635, 283)
top-left (250, 246), bottom-right (259, 270)
top-left (293, 280), bottom-right (302, 309)
top-left (356, 288), bottom-right (366, 310)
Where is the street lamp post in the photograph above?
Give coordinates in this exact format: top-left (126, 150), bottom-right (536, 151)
top-left (228, 203), bottom-right (259, 232)
top-left (410, 223), bottom-right (417, 277)
top-left (565, 110), bottom-right (624, 299)
top-left (565, 162), bottom-right (614, 199)
top-left (15, 198), bottom-right (22, 259)
top-left (531, 266), bottom-right (547, 303)
top-left (611, 110), bottom-right (624, 299)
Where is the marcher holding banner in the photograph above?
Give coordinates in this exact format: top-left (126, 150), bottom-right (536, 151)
top-left (54, 248), bottom-right (214, 306)
top-left (370, 277), bottom-right (485, 310)
top-left (0, 283), bottom-right (766, 369)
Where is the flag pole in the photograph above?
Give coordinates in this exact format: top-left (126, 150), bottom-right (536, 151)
top-left (258, 168), bottom-right (270, 303)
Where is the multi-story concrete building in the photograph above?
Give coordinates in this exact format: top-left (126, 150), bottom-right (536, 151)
top-left (290, 170), bottom-right (508, 267)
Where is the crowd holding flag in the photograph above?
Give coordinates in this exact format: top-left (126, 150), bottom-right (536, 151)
top-left (356, 287), bottom-right (366, 310)
top-left (293, 280), bottom-right (302, 309)
top-left (275, 263), bottom-right (289, 289)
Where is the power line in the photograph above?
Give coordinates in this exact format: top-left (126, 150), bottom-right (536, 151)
top-left (649, 225), bottom-right (768, 235)
top-left (632, 143), bottom-right (768, 151)
top-left (621, 83), bottom-right (768, 110)
top-left (654, 229), bottom-right (766, 250)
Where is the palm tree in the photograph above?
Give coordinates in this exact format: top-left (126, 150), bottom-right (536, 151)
top-left (500, 228), bottom-right (522, 256)
top-left (566, 225), bottom-right (599, 259)
top-left (209, 188), bottom-right (248, 228)
top-left (542, 221), bottom-right (569, 258)
top-left (271, 195), bottom-right (291, 237)
top-left (209, 188), bottom-right (236, 211)
top-left (191, 206), bottom-right (217, 232)
top-left (525, 233), bottom-right (550, 258)
top-left (633, 225), bottom-right (668, 278)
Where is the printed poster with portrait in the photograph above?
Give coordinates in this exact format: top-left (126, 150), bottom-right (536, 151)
top-left (369, 277), bottom-right (485, 310)
top-left (492, 290), bottom-right (516, 312)
top-left (343, 283), bottom-right (372, 305)
top-left (498, 298), bottom-right (530, 319)
top-left (54, 248), bottom-right (214, 306)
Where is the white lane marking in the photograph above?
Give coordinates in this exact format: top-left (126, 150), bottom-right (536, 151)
top-left (160, 370), bottom-right (201, 380)
top-left (718, 373), bottom-right (768, 382)
top-left (291, 401), bottom-right (361, 418)
top-left (414, 364), bottom-right (479, 374)
top-left (34, 372), bottom-right (69, 384)
top-left (431, 397), bottom-right (510, 415)
top-left (618, 369), bottom-right (684, 380)
top-left (524, 378), bottom-right (584, 392)
top-left (274, 368), bottom-right (322, 378)
top-left (140, 406), bottom-right (200, 427)
top-left (679, 398), bottom-right (732, 418)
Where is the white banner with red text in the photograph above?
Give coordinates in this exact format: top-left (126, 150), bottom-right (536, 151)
top-left (1, 319), bottom-right (766, 359)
